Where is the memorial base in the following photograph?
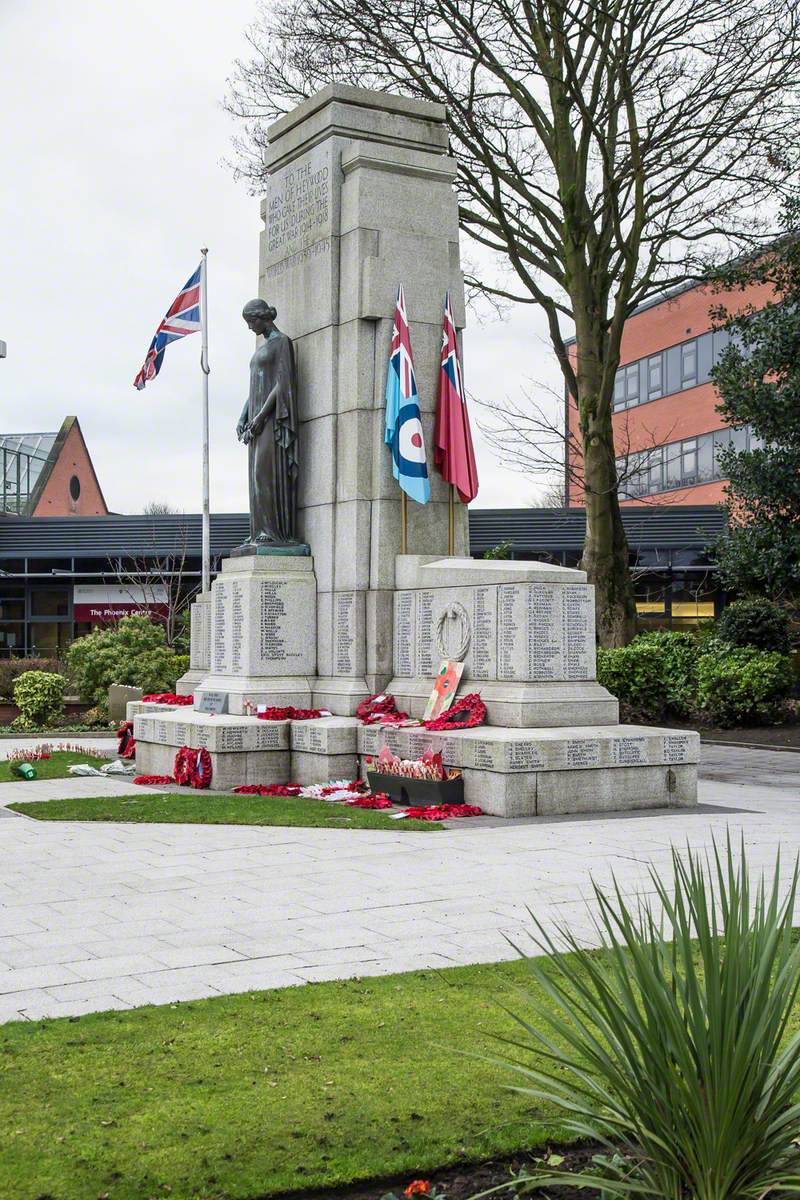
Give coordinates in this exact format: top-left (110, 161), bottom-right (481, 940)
top-left (386, 678), bottom-right (619, 728)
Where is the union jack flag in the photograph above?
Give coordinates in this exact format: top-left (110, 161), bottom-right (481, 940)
top-left (133, 264), bottom-right (202, 390)
top-left (385, 285), bottom-right (429, 505)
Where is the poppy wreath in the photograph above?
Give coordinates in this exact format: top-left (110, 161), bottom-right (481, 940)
top-left (116, 720), bottom-right (136, 760)
top-left (423, 692), bottom-right (487, 730)
top-left (142, 693), bottom-right (194, 706)
top-left (257, 707), bottom-right (325, 721)
top-left (173, 746), bottom-right (213, 789)
top-left (356, 693), bottom-right (409, 725)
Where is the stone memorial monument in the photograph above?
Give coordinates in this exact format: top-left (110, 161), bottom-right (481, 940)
top-left (136, 84), bottom-right (699, 817)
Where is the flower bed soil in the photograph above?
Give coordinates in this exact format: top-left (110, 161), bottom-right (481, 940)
top-left (297, 1144), bottom-right (600, 1200)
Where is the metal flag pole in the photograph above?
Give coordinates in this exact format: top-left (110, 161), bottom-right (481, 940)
top-left (200, 248), bottom-right (211, 595)
top-left (401, 490), bottom-right (408, 554)
top-left (448, 483), bottom-right (455, 556)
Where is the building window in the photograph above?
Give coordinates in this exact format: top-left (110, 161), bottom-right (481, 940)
top-left (620, 425), bottom-right (752, 498)
top-left (648, 354), bottom-right (663, 398)
top-left (613, 363), bottom-right (641, 410)
top-left (681, 340), bottom-right (697, 387)
top-left (69, 475), bottom-right (81, 501)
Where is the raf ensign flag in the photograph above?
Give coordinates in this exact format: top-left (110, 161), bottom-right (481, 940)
top-left (134, 264), bottom-right (203, 390)
top-left (434, 291), bottom-right (478, 503)
top-left (385, 285), bottom-right (430, 504)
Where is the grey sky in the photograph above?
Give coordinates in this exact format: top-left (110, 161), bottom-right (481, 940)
top-left (1, 0), bottom-right (561, 515)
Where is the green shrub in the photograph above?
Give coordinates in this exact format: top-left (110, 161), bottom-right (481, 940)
top-left (596, 640), bottom-right (667, 720)
top-left (483, 540), bottom-right (512, 560)
top-left (0, 657), bottom-right (60, 701)
top-left (697, 644), bottom-right (795, 726)
top-left (12, 670), bottom-right (65, 728)
top-left (507, 839), bottom-right (800, 1200)
top-left (635, 629), bottom-right (698, 718)
top-left (715, 597), bottom-right (792, 653)
top-left (67, 615), bottom-right (185, 709)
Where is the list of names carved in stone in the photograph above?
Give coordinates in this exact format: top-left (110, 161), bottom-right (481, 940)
top-left (497, 585), bottom-right (525, 681)
top-left (212, 583), bottom-right (229, 673)
top-left (472, 740), bottom-right (499, 770)
top-left (563, 586), bottom-right (592, 679)
top-left (218, 726), bottom-right (245, 752)
top-left (528, 585), bottom-right (564, 681)
top-left (394, 591), bottom-right (416, 677)
top-left (335, 592), bottom-right (355, 676)
top-left (566, 739), bottom-right (601, 768)
top-left (470, 587), bottom-right (496, 679)
top-left (612, 737), bottom-right (649, 766)
top-left (307, 726), bottom-right (325, 753)
top-left (416, 590), bottom-right (435, 678)
top-left (663, 735), bottom-right (691, 764)
top-left (231, 582), bottom-right (245, 675)
top-left (260, 581), bottom-right (288, 665)
top-left (507, 740), bottom-right (545, 770)
top-left (190, 609), bottom-right (202, 668)
top-left (255, 724), bottom-right (284, 751)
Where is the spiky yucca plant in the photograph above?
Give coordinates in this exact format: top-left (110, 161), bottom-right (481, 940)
top-left (500, 839), bottom-right (800, 1199)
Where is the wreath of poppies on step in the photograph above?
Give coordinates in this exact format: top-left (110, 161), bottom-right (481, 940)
top-left (423, 693), bottom-right (487, 730)
top-left (173, 746), bottom-right (213, 789)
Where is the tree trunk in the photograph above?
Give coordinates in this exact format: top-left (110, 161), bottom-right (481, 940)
top-left (578, 402), bottom-right (638, 646)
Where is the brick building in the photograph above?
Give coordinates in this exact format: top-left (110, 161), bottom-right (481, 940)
top-left (0, 416), bottom-right (108, 517)
top-left (565, 273), bottom-right (774, 506)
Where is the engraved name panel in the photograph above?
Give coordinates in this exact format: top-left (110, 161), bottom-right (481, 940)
top-left (212, 582), bottom-right (230, 673)
top-left (393, 591), bottom-right (416, 677)
top-left (335, 592), bottom-right (355, 676)
top-left (612, 736), bottom-right (649, 766)
top-left (663, 734), bottom-right (692, 764)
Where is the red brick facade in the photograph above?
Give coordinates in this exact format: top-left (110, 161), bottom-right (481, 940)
top-left (566, 276), bottom-right (773, 507)
top-left (31, 417), bottom-right (108, 516)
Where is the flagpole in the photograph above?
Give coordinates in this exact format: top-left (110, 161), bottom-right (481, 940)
top-left (401, 491), bottom-right (408, 554)
top-left (200, 248), bottom-right (211, 595)
top-left (448, 484), bottom-right (455, 556)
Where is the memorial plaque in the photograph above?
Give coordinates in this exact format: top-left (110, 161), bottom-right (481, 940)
top-left (497, 585), bottom-right (526, 681)
top-left (266, 145), bottom-right (332, 263)
top-left (189, 606), bottom-right (205, 669)
top-left (197, 691), bottom-right (229, 715)
top-left (308, 726), bottom-right (325, 753)
top-left (438, 736), bottom-right (464, 765)
top-left (663, 734), bottom-right (691, 764)
top-left (335, 592), bottom-right (355, 675)
top-left (260, 580), bottom-right (288, 664)
top-left (563, 586), bottom-right (593, 679)
top-left (566, 738), bottom-right (601, 768)
top-left (231, 582), bottom-right (245, 675)
top-left (416, 590), bottom-right (435, 677)
top-left (194, 725), bottom-right (211, 747)
top-left (255, 723), bottom-right (284, 750)
top-left (472, 740), bottom-right (500, 770)
top-left (612, 736), bottom-right (648, 766)
top-left (508, 740), bottom-right (545, 770)
top-left (212, 582), bottom-right (229, 673)
top-left (529, 585), bottom-right (564, 680)
top-left (173, 723), bottom-right (188, 747)
top-left (155, 720), bottom-right (169, 744)
top-left (218, 726), bottom-right (245, 752)
top-left (394, 591), bottom-right (416, 677)
top-left (470, 586), bottom-right (496, 679)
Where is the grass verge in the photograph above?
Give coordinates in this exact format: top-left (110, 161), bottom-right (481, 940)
top-left (0, 749), bottom-right (110, 783)
top-left (8, 791), bottom-right (440, 831)
top-left (0, 958), bottom-right (568, 1200)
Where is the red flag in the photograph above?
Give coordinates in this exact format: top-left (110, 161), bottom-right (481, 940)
top-left (434, 292), bottom-right (479, 503)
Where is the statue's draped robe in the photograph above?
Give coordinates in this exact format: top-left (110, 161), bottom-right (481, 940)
top-left (248, 329), bottom-right (298, 544)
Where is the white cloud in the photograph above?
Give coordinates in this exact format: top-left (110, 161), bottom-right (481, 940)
top-left (0, 0), bottom-right (564, 515)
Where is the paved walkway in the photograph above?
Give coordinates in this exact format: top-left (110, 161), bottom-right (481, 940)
top-left (0, 743), bottom-right (797, 1023)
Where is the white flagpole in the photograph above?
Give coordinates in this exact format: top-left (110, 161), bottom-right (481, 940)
top-left (200, 248), bottom-right (211, 595)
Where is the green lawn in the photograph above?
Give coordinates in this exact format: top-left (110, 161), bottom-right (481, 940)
top-left (0, 958), bottom-right (566, 1200)
top-left (8, 791), bottom-right (440, 831)
top-left (0, 749), bottom-right (110, 783)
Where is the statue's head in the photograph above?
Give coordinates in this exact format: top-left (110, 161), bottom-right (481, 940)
top-left (242, 298), bottom-right (277, 335)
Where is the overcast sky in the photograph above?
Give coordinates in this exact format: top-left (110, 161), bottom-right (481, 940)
top-left (1, 0), bottom-right (562, 515)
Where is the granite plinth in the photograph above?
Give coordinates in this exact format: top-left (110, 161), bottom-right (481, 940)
top-left (177, 590), bottom-right (212, 695)
top-left (194, 675), bottom-right (315, 717)
top-left (357, 723), bottom-right (699, 816)
top-left (386, 679), bottom-right (618, 728)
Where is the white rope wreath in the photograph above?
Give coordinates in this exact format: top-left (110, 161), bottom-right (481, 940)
top-left (435, 602), bottom-right (472, 662)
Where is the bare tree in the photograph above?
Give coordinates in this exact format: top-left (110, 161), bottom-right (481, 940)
top-left (225, 0), bottom-right (800, 644)
top-left (110, 518), bottom-right (200, 648)
top-left (142, 501), bottom-right (178, 516)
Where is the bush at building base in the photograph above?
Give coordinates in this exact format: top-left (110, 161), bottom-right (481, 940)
top-left (633, 629), bottom-right (699, 718)
top-left (12, 670), bottom-right (66, 729)
top-left (714, 597), bottom-right (792, 655)
top-left (596, 640), bottom-right (668, 721)
top-left (0, 658), bottom-right (61, 702)
top-left (696, 645), bottom-right (795, 727)
top-left (67, 615), bottom-right (188, 711)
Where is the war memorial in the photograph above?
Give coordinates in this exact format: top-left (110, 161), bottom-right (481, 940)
top-left (133, 85), bottom-right (699, 817)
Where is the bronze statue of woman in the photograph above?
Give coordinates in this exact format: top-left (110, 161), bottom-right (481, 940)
top-left (236, 298), bottom-right (300, 547)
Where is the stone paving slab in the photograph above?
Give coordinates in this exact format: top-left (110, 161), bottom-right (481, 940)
top-left (0, 744), bottom-right (798, 1023)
